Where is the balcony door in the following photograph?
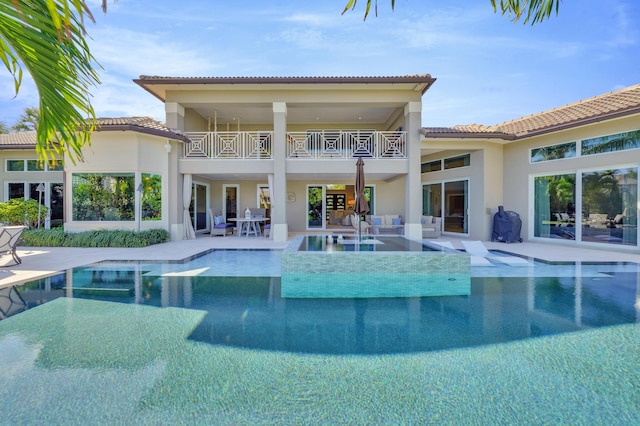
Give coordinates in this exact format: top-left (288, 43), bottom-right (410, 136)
top-left (223, 184), bottom-right (240, 221)
top-left (190, 181), bottom-right (209, 233)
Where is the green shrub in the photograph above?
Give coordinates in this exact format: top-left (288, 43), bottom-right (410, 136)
top-left (21, 228), bottom-right (170, 248)
top-left (0, 198), bottom-right (49, 228)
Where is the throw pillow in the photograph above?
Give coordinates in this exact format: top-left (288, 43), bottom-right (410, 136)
top-left (372, 217), bottom-right (382, 226)
top-left (214, 215), bottom-right (224, 225)
top-left (392, 217), bottom-right (402, 225)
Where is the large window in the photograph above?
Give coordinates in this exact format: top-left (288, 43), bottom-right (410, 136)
top-left (72, 173), bottom-right (135, 221)
top-left (141, 173), bottom-right (162, 221)
top-left (6, 159), bottom-right (63, 171)
top-left (582, 130), bottom-right (640, 156)
top-left (530, 130), bottom-right (640, 163)
top-left (531, 142), bottom-right (576, 163)
top-left (421, 160), bottom-right (441, 173)
top-left (533, 168), bottom-right (637, 246)
top-left (444, 154), bottom-right (470, 170)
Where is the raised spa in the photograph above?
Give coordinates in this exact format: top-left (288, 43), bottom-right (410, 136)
top-left (281, 235), bottom-right (471, 298)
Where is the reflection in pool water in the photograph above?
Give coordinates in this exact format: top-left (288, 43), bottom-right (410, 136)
top-left (1, 253), bottom-right (639, 424)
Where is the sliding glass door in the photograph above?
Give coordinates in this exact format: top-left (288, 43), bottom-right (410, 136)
top-left (533, 167), bottom-right (637, 246)
top-left (422, 180), bottom-right (468, 234)
top-left (190, 181), bottom-right (208, 233)
top-left (444, 180), bottom-right (468, 234)
top-left (582, 168), bottom-right (637, 246)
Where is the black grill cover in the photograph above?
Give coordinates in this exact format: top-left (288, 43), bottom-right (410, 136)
top-left (492, 206), bottom-right (522, 243)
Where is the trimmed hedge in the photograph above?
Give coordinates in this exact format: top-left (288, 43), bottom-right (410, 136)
top-left (21, 228), bottom-right (170, 248)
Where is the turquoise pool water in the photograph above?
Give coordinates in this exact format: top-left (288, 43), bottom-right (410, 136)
top-left (0, 250), bottom-right (639, 424)
top-left (282, 235), bottom-right (471, 297)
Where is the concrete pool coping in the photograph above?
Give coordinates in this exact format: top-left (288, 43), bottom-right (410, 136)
top-left (1, 233), bottom-right (638, 289)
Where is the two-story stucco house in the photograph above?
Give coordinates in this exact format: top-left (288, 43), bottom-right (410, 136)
top-left (0, 75), bottom-right (638, 252)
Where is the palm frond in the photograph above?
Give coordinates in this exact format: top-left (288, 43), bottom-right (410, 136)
top-left (0, 0), bottom-right (101, 163)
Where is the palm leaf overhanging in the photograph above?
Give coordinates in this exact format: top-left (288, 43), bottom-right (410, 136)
top-left (344, 0), bottom-right (560, 24)
top-left (0, 0), bottom-right (101, 163)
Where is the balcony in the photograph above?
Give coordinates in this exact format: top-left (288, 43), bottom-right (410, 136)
top-left (287, 131), bottom-right (406, 159)
top-left (183, 130), bottom-right (406, 159)
top-left (183, 132), bottom-right (272, 159)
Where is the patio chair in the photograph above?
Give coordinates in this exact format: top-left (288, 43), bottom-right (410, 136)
top-left (350, 213), bottom-right (371, 235)
top-left (208, 209), bottom-right (234, 237)
top-left (461, 240), bottom-right (532, 266)
top-left (0, 226), bottom-right (26, 266)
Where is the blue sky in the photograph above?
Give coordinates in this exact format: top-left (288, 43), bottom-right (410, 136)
top-left (1, 0), bottom-right (639, 129)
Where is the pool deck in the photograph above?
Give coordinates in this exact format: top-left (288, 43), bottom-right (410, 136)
top-left (1, 233), bottom-right (639, 289)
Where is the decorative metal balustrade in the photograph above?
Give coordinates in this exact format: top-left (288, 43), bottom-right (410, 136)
top-left (182, 130), bottom-right (406, 159)
top-left (183, 132), bottom-right (273, 159)
top-left (286, 131), bottom-right (406, 159)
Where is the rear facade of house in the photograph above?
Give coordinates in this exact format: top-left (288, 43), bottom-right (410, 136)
top-left (0, 75), bottom-right (637, 252)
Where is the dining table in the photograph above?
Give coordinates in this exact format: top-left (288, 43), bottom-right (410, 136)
top-left (228, 217), bottom-right (270, 237)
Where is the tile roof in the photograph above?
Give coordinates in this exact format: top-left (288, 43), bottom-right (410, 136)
top-left (422, 84), bottom-right (640, 140)
top-left (0, 130), bottom-right (38, 147)
top-left (0, 117), bottom-right (189, 147)
top-left (94, 116), bottom-right (190, 142)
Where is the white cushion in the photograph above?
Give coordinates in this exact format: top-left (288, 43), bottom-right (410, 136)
top-left (422, 215), bottom-right (433, 227)
top-left (384, 214), bottom-right (400, 225)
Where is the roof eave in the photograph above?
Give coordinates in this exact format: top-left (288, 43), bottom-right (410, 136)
top-left (96, 124), bottom-right (191, 143)
top-left (133, 74), bottom-right (437, 101)
top-left (420, 130), bottom-right (515, 141)
top-left (0, 144), bottom-right (37, 150)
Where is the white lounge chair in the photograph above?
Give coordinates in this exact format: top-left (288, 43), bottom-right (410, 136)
top-left (461, 240), bottom-right (532, 266)
top-left (432, 241), bottom-right (494, 266)
top-left (0, 226), bottom-right (26, 266)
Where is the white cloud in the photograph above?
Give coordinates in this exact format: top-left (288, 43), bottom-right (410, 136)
top-left (88, 26), bottom-right (220, 77)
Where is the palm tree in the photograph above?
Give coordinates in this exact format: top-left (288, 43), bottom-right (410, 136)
top-left (12, 107), bottom-right (40, 132)
top-left (344, 0), bottom-right (560, 24)
top-left (0, 121), bottom-right (8, 134)
top-left (0, 1), bottom-right (104, 163)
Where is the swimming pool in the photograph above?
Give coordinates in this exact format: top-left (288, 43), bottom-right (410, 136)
top-left (1, 250), bottom-right (639, 424)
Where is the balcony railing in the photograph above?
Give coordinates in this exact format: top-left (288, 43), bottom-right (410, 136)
top-left (183, 132), bottom-right (272, 159)
top-left (182, 130), bottom-right (406, 159)
top-left (286, 131), bottom-right (406, 159)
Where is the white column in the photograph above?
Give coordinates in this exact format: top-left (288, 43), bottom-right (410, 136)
top-left (404, 101), bottom-right (423, 240)
top-left (271, 102), bottom-right (288, 241)
top-left (166, 102), bottom-right (185, 240)
top-left (165, 102), bottom-right (185, 131)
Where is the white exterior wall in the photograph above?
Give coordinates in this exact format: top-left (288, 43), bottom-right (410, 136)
top-left (64, 132), bottom-right (172, 233)
top-left (503, 115), bottom-right (640, 245)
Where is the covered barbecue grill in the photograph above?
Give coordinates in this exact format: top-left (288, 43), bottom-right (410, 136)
top-left (491, 205), bottom-right (523, 243)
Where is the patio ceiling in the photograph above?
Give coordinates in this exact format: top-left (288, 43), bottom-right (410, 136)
top-left (184, 102), bottom-right (404, 126)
